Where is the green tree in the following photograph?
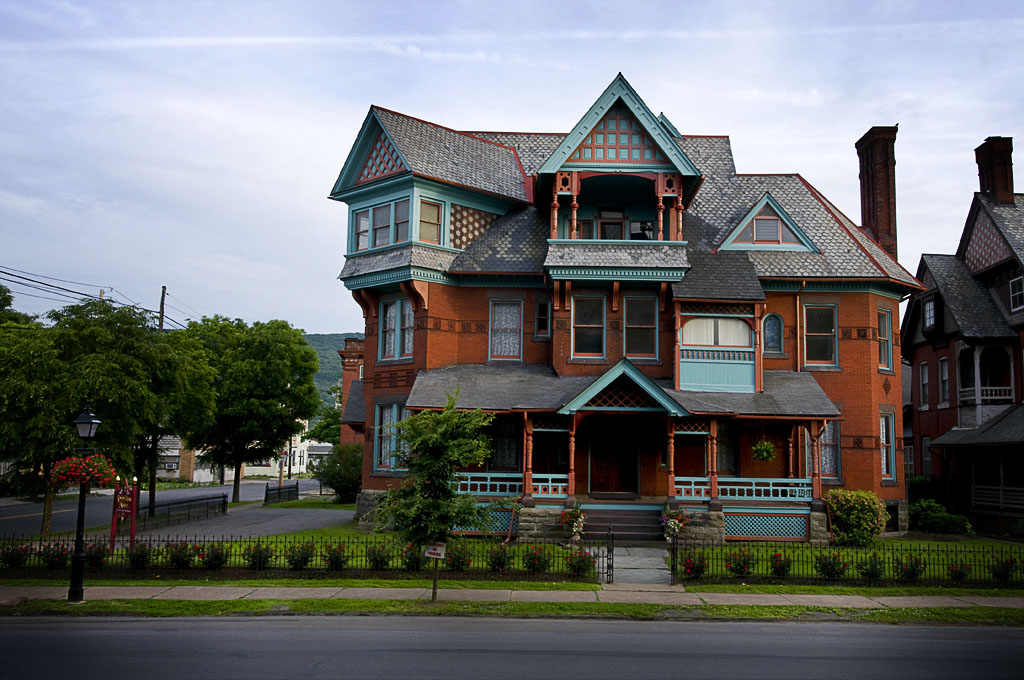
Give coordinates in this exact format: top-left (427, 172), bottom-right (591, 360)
top-left (310, 442), bottom-right (362, 503)
top-left (303, 390), bottom-right (342, 448)
top-left (0, 284), bottom-right (34, 325)
top-left (185, 317), bottom-right (320, 502)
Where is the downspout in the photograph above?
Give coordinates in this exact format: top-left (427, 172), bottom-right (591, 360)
top-left (796, 280), bottom-right (806, 371)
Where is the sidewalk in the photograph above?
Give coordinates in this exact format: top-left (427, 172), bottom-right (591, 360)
top-left (1, 584), bottom-right (1021, 609)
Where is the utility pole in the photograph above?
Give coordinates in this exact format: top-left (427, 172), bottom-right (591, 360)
top-left (288, 436), bottom-right (293, 480)
top-left (149, 285), bottom-right (167, 518)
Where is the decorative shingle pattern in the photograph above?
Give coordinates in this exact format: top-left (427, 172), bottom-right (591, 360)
top-left (660, 371), bottom-right (840, 417)
top-left (450, 204), bottom-right (500, 250)
top-left (449, 206), bottom-right (549, 273)
top-left (672, 250), bottom-right (764, 301)
top-left (932, 403), bottom-right (1024, 447)
top-left (977, 192), bottom-right (1024, 264)
top-left (339, 244), bottom-right (457, 279)
top-left (677, 136), bottom-right (737, 180)
top-left (922, 254), bottom-right (1014, 338)
top-left (374, 108), bottom-right (527, 202)
top-left (543, 241), bottom-right (689, 271)
top-left (341, 380), bottom-right (364, 424)
top-left (467, 132), bottom-right (567, 176)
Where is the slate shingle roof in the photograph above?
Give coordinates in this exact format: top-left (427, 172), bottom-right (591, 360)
top-left (339, 244), bottom-right (458, 279)
top-left (341, 380), bottom-right (364, 424)
top-left (921, 254), bottom-right (1015, 338)
top-left (466, 132), bottom-right (566, 176)
top-left (977, 192), bottom-right (1024, 264)
top-left (374, 108), bottom-right (528, 202)
top-left (672, 251), bottom-right (764, 301)
top-left (543, 241), bottom-right (689, 273)
top-left (660, 371), bottom-right (839, 418)
top-left (932, 403), bottom-right (1024, 447)
top-left (449, 206), bottom-right (549, 273)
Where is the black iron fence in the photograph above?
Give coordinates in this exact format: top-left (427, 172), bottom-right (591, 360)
top-left (134, 494), bottom-right (228, 531)
top-left (264, 481), bottom-right (299, 504)
top-left (669, 535), bottom-right (1023, 586)
top-left (0, 534), bottom-right (612, 583)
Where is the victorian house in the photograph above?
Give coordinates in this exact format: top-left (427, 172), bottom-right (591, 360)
top-left (334, 75), bottom-right (920, 542)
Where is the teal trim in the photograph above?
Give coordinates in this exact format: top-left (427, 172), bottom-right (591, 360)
top-left (719, 192), bottom-right (818, 253)
top-left (761, 281), bottom-right (906, 299)
top-left (331, 109), bottom-right (412, 198)
top-left (877, 307), bottom-right (893, 370)
top-left (378, 297), bottom-right (413, 361)
top-left (570, 294), bottom-right (607, 360)
top-left (558, 358), bottom-right (689, 416)
top-left (537, 74), bottom-right (700, 179)
top-left (657, 113), bottom-right (682, 138)
top-left (411, 176), bottom-right (512, 216)
top-left (372, 403), bottom-right (408, 473)
top-left (348, 193), bottom-right (414, 253)
top-left (548, 239), bottom-right (688, 246)
top-left (579, 503), bottom-right (662, 511)
top-left (488, 298), bottom-right (524, 361)
top-left (675, 430), bottom-right (710, 435)
top-left (880, 411), bottom-right (896, 480)
top-left (559, 162), bottom-right (676, 174)
top-left (532, 428), bottom-right (570, 433)
top-left (722, 506), bottom-right (811, 516)
top-left (343, 267), bottom-right (548, 291)
top-left (548, 267), bottom-right (688, 281)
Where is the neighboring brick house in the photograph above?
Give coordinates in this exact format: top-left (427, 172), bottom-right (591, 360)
top-left (901, 137), bottom-right (1023, 534)
top-left (337, 337), bottom-right (365, 447)
top-left (330, 75), bottom-right (920, 542)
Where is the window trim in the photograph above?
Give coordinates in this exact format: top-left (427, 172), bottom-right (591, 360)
top-left (803, 304), bottom-right (838, 366)
top-left (1010, 276), bottom-right (1024, 312)
top-left (938, 357), bottom-right (949, 405)
top-left (379, 297), bottom-right (414, 361)
top-left (373, 403), bottom-right (409, 472)
top-left (351, 196), bottom-right (411, 252)
top-left (880, 412), bottom-right (895, 480)
top-left (571, 295), bottom-right (606, 359)
top-left (623, 295), bottom-right (658, 359)
top-left (488, 299), bottom-right (523, 361)
top-left (923, 298), bottom-right (936, 328)
top-left (877, 308), bottom-right (893, 370)
top-left (919, 361), bottom-right (929, 409)
top-left (534, 299), bottom-right (551, 339)
top-left (762, 313), bottom-right (784, 355)
top-left (418, 199), bottom-right (442, 244)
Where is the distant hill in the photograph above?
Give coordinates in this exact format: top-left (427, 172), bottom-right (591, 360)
top-left (303, 332), bottom-right (364, 407)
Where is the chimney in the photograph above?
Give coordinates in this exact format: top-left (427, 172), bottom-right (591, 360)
top-left (855, 125), bottom-right (899, 261)
top-left (337, 338), bottom-right (365, 445)
top-left (975, 136), bottom-right (1014, 204)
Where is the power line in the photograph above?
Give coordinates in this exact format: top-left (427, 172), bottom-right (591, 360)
top-left (1, 277), bottom-right (83, 301)
top-left (0, 265), bottom-right (109, 290)
top-left (166, 292), bottom-right (204, 318)
top-left (3, 289), bottom-right (74, 304)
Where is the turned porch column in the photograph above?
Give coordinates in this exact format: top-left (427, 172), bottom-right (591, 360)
top-left (521, 413), bottom-right (535, 507)
top-left (786, 426), bottom-right (795, 479)
top-left (674, 197), bottom-right (684, 241)
top-left (666, 419), bottom-right (676, 501)
top-left (549, 196), bottom-right (559, 239)
top-left (811, 420), bottom-right (823, 501)
top-left (708, 419), bottom-right (719, 501)
top-left (565, 415), bottom-right (577, 507)
top-left (656, 194), bottom-right (665, 241)
top-left (570, 195), bottom-right (579, 239)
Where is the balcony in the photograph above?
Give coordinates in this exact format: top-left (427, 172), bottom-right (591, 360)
top-left (678, 347), bottom-right (756, 392)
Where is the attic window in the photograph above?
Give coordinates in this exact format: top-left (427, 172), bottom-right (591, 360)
top-left (923, 299), bottom-right (935, 328)
top-left (736, 205), bottom-right (801, 244)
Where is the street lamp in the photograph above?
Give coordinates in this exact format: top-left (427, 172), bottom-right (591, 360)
top-left (68, 409), bottom-right (101, 603)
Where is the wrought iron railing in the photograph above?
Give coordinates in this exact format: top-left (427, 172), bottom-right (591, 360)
top-left (264, 481), bottom-right (300, 504)
top-left (134, 494), bottom-right (228, 531)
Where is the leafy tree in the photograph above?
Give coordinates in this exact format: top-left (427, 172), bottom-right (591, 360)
top-left (185, 317), bottom-right (320, 502)
top-left (0, 284), bottom-right (34, 325)
top-left (310, 442), bottom-right (362, 503)
top-left (303, 390), bottom-right (342, 448)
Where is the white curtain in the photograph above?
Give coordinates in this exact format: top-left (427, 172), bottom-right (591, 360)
top-left (490, 302), bottom-right (521, 357)
top-left (682, 318), bottom-right (715, 345)
top-left (383, 303), bottom-right (396, 357)
top-left (718, 318), bottom-right (751, 346)
top-left (401, 299), bottom-right (413, 356)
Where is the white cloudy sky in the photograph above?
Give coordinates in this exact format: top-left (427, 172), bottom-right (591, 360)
top-left (1, 0), bottom-right (1022, 333)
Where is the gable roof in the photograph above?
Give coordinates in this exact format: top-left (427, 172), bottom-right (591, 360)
top-left (558, 359), bottom-right (689, 416)
top-left (932, 403), bottom-right (1024, 448)
top-left (449, 205), bottom-right (550, 274)
top-left (956, 192), bottom-right (1024, 267)
top-left (464, 132), bottom-right (566, 176)
top-left (919, 254), bottom-right (1015, 338)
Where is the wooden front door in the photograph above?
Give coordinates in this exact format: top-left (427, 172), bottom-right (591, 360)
top-left (588, 424), bottom-right (639, 493)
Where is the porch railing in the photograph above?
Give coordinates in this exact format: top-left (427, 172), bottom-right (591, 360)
top-left (457, 472), bottom-right (522, 496)
top-left (959, 386), bottom-right (1013, 403)
top-left (673, 476), bottom-right (812, 502)
top-left (531, 473), bottom-right (569, 498)
top-left (972, 484), bottom-right (1024, 511)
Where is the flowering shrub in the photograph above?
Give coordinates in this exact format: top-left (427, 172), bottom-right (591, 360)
top-left (677, 549), bottom-right (708, 580)
top-left (823, 489), bottom-right (887, 547)
top-left (198, 544), bottom-right (231, 570)
top-left (559, 504), bottom-right (587, 540)
top-left (128, 543), bottom-right (152, 570)
top-left (894, 554), bottom-right (926, 581)
top-left (813, 552), bottom-right (851, 579)
top-left (402, 543), bottom-right (425, 572)
top-left (40, 542), bottom-right (70, 570)
top-left (725, 548), bottom-right (757, 577)
top-left (947, 562), bottom-right (972, 582)
top-left (661, 507), bottom-right (688, 542)
top-left (322, 543), bottom-right (348, 571)
top-left (365, 544), bottom-right (391, 571)
top-left (445, 540), bottom-right (472, 572)
top-left (523, 545), bottom-right (553, 573)
top-left (858, 552), bottom-right (886, 580)
top-left (166, 542), bottom-right (200, 569)
top-left (988, 557), bottom-right (1018, 584)
top-left (284, 542), bottom-right (317, 571)
top-left (0, 544), bottom-right (32, 568)
top-left (487, 543), bottom-right (511, 575)
top-left (85, 543), bottom-right (109, 570)
top-left (51, 455), bottom-right (117, 491)
top-left (565, 550), bottom-right (596, 577)
top-left (768, 552), bottom-right (792, 578)
top-left (243, 543), bottom-right (275, 570)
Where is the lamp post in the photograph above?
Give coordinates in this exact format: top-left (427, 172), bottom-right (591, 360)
top-left (68, 409), bottom-right (101, 603)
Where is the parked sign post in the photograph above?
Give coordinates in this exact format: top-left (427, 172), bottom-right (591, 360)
top-left (425, 542), bottom-right (446, 601)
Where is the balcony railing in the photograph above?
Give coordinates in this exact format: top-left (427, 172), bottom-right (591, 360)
top-left (959, 386), bottom-right (1013, 404)
top-left (531, 473), bottom-right (569, 498)
top-left (674, 476), bottom-right (711, 499)
top-left (674, 476), bottom-right (812, 502)
top-left (972, 484), bottom-right (1024, 511)
top-left (679, 346), bottom-right (756, 392)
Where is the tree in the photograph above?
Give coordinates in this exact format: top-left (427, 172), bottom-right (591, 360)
top-left (303, 391), bottom-right (341, 448)
top-left (0, 284), bottom-right (34, 325)
top-left (185, 317), bottom-right (320, 502)
top-left (310, 442), bottom-right (362, 503)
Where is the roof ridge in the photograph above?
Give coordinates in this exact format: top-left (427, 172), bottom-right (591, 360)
top-left (463, 130), bottom-right (567, 137)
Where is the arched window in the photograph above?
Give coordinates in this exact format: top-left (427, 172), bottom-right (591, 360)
top-left (762, 314), bottom-right (783, 354)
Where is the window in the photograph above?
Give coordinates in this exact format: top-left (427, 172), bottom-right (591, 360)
top-left (419, 200), bottom-right (441, 244)
top-left (598, 210), bottom-right (624, 240)
top-left (1011, 276), bottom-right (1024, 311)
top-left (682, 317), bottom-right (752, 346)
top-left (880, 412), bottom-right (895, 479)
top-left (624, 296), bottom-right (657, 358)
top-left (733, 204), bottom-right (802, 244)
top-left (921, 436), bottom-right (931, 476)
top-left (804, 305), bottom-right (837, 365)
top-left (489, 300), bottom-right (522, 360)
top-left (763, 314), bottom-right (784, 354)
top-left (373, 205), bottom-right (391, 247)
top-left (904, 442), bottom-right (915, 477)
top-left (566, 101), bottom-right (666, 166)
top-left (535, 300), bottom-right (551, 338)
top-left (820, 420), bottom-right (840, 478)
top-left (487, 417), bottom-right (521, 471)
top-left (938, 358), bottom-right (949, 404)
top-left (353, 198), bottom-right (410, 251)
top-left (375, 403), bottom-right (410, 471)
top-left (572, 296), bottom-right (605, 357)
top-left (923, 299), bottom-right (935, 327)
top-left (715, 422), bottom-right (736, 475)
top-left (354, 210), bottom-right (370, 251)
top-left (380, 298), bottom-right (414, 360)
top-left (919, 362), bottom-right (929, 408)
top-left (394, 199), bottom-right (410, 242)
top-left (877, 309), bottom-right (892, 369)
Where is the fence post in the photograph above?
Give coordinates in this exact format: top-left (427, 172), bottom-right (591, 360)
top-left (606, 527), bottom-right (614, 584)
top-left (221, 494), bottom-right (227, 515)
top-left (670, 532), bottom-right (678, 586)
top-left (264, 483), bottom-right (270, 504)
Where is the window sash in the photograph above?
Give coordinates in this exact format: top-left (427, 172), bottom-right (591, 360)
top-left (763, 314), bottom-right (783, 353)
top-left (804, 306), bottom-right (836, 364)
top-left (624, 297), bottom-right (657, 357)
top-left (355, 210), bottom-right (369, 251)
top-left (535, 300), bottom-right (551, 337)
top-left (419, 200), bottom-right (441, 243)
top-left (880, 413), bottom-right (894, 478)
top-left (394, 199), bottom-right (410, 242)
top-left (381, 299), bottom-right (413, 359)
top-left (920, 363), bottom-right (929, 406)
top-left (877, 310), bottom-right (892, 369)
top-left (373, 205), bottom-right (392, 247)
top-left (572, 297), bottom-right (605, 357)
top-left (375, 404), bottom-right (410, 471)
top-left (682, 317), bottom-right (752, 347)
top-left (939, 358), bottom-right (949, 403)
top-left (923, 300), bottom-right (935, 327)
top-left (400, 299), bottom-right (414, 357)
top-left (1011, 277), bottom-right (1024, 311)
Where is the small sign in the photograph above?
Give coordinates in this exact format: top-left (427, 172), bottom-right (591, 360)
top-left (424, 543), bottom-right (446, 559)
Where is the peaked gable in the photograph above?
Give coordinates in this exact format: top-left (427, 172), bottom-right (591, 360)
top-left (563, 99), bottom-right (672, 167)
top-left (718, 192), bottom-right (818, 252)
top-left (356, 130), bottom-right (408, 184)
top-left (558, 359), bottom-right (689, 416)
top-left (331, 109), bottom-right (411, 196)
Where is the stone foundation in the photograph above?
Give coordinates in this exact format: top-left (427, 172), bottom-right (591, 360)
top-left (896, 499), bottom-right (909, 532)
top-left (516, 506), bottom-right (564, 540)
top-left (809, 510), bottom-right (829, 545)
top-left (355, 489), bottom-right (387, 531)
top-left (679, 508), bottom-right (726, 544)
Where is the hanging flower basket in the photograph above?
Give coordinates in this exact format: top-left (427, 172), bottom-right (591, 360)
top-left (51, 454), bottom-right (117, 491)
top-left (752, 438), bottom-right (777, 462)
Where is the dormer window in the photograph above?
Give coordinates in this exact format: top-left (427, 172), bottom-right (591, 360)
top-left (923, 299), bottom-right (935, 328)
top-left (737, 205), bottom-right (800, 244)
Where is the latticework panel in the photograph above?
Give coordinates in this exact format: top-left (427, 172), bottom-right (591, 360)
top-left (357, 132), bottom-right (405, 183)
top-left (679, 303), bottom-right (754, 316)
top-left (450, 203), bottom-right (499, 250)
top-left (724, 513), bottom-right (808, 540)
top-left (532, 414), bottom-right (570, 431)
top-left (674, 420), bottom-right (710, 433)
top-left (585, 376), bottom-right (661, 410)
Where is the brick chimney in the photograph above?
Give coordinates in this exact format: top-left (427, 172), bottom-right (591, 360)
top-left (855, 125), bottom-right (899, 261)
top-left (975, 136), bottom-right (1014, 204)
top-left (337, 338), bottom-right (364, 446)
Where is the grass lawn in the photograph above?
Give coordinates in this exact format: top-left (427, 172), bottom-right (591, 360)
top-left (269, 498), bottom-right (355, 510)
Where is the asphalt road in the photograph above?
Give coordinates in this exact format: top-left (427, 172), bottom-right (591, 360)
top-left (2, 617), bottom-right (1021, 680)
top-left (0, 479), bottom-right (325, 538)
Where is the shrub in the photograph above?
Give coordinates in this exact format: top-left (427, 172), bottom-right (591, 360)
top-left (908, 499), bottom-right (973, 535)
top-left (284, 542), bottom-right (317, 571)
top-left (243, 543), bottom-right (275, 570)
top-left (403, 543), bottom-right (425, 572)
top-left (894, 554), bottom-right (926, 581)
top-left (322, 543), bottom-right (348, 571)
top-left (565, 549), bottom-right (596, 577)
top-left (166, 542), bottom-right (199, 569)
top-left (988, 557), bottom-right (1019, 584)
top-left (0, 544), bottom-right (32, 568)
top-left (310, 443), bottom-right (363, 503)
top-left (858, 552), bottom-right (886, 580)
top-left (523, 545), bottom-right (553, 573)
top-left (677, 549), bottom-right (708, 580)
top-left (947, 562), bottom-right (972, 582)
top-left (445, 540), bottom-right (472, 572)
top-left (725, 548), bottom-right (756, 577)
top-left (814, 552), bottom-right (851, 579)
top-left (823, 489), bottom-right (887, 547)
top-left (365, 543), bottom-right (391, 571)
top-left (128, 543), bottom-right (152, 570)
top-left (198, 543), bottom-right (231, 570)
top-left (768, 552), bottom-right (792, 578)
top-left (40, 542), bottom-right (70, 569)
top-left (487, 543), bottom-right (511, 574)
top-left (85, 543), bottom-right (108, 569)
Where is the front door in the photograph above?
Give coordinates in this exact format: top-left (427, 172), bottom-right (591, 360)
top-left (588, 423), bottom-right (639, 493)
